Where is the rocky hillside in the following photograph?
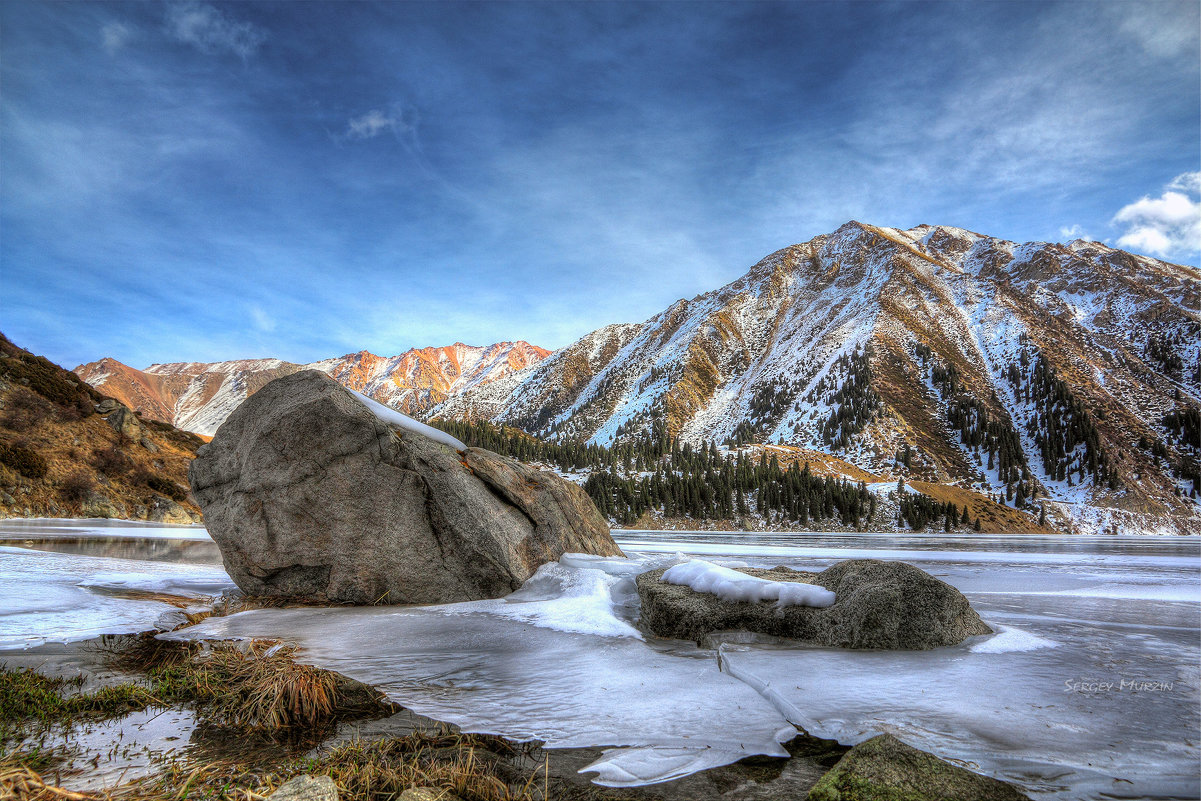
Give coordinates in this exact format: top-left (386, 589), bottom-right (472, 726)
top-left (0, 334), bottom-right (203, 522)
top-left (433, 222), bottom-right (1200, 535)
top-left (76, 341), bottom-right (549, 437)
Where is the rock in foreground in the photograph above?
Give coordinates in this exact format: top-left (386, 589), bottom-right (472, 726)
top-left (190, 370), bottom-right (622, 604)
top-left (808, 733), bottom-right (1031, 800)
top-left (637, 559), bottom-right (991, 649)
top-left (268, 776), bottom-right (339, 801)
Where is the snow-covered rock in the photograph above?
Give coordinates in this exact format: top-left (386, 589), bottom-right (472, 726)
top-left (637, 558), bottom-right (992, 649)
top-left (661, 558), bottom-right (835, 608)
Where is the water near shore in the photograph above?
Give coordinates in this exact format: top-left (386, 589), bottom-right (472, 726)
top-left (1, 520), bottom-right (1197, 798)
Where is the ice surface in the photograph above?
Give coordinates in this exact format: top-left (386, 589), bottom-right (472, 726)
top-left (718, 594), bottom-right (1198, 799)
top-left (348, 389), bottom-right (467, 453)
top-left (0, 545), bottom-right (234, 649)
top-left (168, 604), bottom-right (798, 786)
top-left (2, 523), bottom-right (1197, 797)
top-left (624, 531), bottom-right (1200, 799)
top-left (440, 557), bottom-right (647, 639)
top-left (0, 518), bottom-right (210, 540)
top-left (661, 559), bottom-right (835, 608)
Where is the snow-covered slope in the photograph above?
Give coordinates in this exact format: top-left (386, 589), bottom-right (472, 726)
top-left (433, 222), bottom-right (1201, 534)
top-left (76, 341), bottom-right (550, 438)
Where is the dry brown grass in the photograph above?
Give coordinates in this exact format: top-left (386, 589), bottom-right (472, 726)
top-left (910, 480), bottom-right (1052, 534)
top-left (118, 639), bottom-right (385, 731)
top-left (315, 732), bottom-right (539, 801)
top-left (0, 337), bottom-right (202, 520)
top-left (96, 730), bottom-right (545, 801)
top-left (0, 753), bottom-right (91, 801)
top-left (92, 636), bottom-right (395, 732)
top-left (757, 444), bottom-right (882, 483)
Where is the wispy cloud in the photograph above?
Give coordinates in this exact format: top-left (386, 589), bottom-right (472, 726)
top-left (101, 22), bottom-right (132, 55)
top-left (1111, 172), bottom-right (1201, 261)
top-left (1059, 225), bottom-right (1093, 242)
top-left (344, 104), bottom-right (419, 141)
top-left (164, 1), bottom-right (266, 59)
top-left (1108, 1), bottom-right (1198, 59)
top-left (250, 306), bottom-right (276, 332)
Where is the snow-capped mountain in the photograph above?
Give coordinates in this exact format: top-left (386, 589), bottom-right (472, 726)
top-left (75, 341), bottom-right (550, 437)
top-left (433, 222), bottom-right (1200, 535)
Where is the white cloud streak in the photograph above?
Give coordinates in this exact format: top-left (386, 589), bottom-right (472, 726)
top-left (345, 105), bottom-right (418, 140)
top-left (1109, 1), bottom-right (1198, 59)
top-left (101, 22), bottom-right (132, 55)
top-left (250, 306), bottom-right (276, 332)
top-left (164, 1), bottom-right (266, 59)
top-left (1112, 172), bottom-right (1201, 261)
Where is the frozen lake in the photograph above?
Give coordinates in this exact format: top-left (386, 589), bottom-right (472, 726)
top-left (0, 520), bottom-right (1197, 797)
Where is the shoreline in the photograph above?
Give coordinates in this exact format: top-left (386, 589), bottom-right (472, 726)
top-left (0, 635), bottom-right (852, 800)
top-left (4, 515), bottom-right (1200, 537)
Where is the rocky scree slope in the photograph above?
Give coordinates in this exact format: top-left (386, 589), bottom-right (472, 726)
top-left (434, 222), bottom-right (1200, 535)
top-left (76, 341), bottom-right (550, 438)
top-left (0, 334), bottom-right (203, 522)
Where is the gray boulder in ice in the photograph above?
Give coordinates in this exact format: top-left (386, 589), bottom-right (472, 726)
top-left (189, 369), bottom-right (622, 604)
top-left (637, 559), bottom-right (992, 649)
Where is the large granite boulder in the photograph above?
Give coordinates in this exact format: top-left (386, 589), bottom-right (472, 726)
top-left (189, 370), bottom-right (622, 604)
top-left (637, 559), bottom-right (991, 649)
top-left (808, 733), bottom-right (1031, 800)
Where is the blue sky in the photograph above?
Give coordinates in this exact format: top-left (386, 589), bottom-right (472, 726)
top-left (2, 1), bottom-right (1198, 370)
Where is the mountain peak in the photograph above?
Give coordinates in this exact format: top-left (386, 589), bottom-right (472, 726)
top-left (433, 222), bottom-right (1200, 535)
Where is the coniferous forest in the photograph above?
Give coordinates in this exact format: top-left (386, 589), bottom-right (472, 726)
top-left (433, 418), bottom-right (998, 531)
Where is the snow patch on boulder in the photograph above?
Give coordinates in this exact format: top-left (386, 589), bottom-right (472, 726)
top-left (348, 388), bottom-right (466, 453)
top-left (662, 559), bottom-right (835, 608)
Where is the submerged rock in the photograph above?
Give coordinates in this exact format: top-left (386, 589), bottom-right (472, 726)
top-left (190, 370), bottom-right (622, 605)
top-left (808, 733), bottom-right (1030, 800)
top-left (637, 559), bottom-right (991, 649)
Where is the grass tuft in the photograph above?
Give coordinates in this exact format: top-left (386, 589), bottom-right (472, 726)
top-left (0, 668), bottom-right (155, 730)
top-left (318, 730), bottom-right (530, 800)
top-left (110, 730), bottom-right (545, 801)
top-left (150, 641), bottom-right (342, 729)
top-left (3, 638), bottom-right (395, 737)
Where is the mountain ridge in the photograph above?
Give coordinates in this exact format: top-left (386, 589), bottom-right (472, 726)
top-left (74, 221), bottom-right (1200, 534)
top-left (432, 222), bottom-right (1199, 535)
top-left (75, 340), bottom-right (551, 437)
